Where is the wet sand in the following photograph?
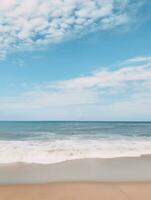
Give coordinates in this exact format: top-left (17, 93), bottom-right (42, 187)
top-left (0, 156), bottom-right (151, 183)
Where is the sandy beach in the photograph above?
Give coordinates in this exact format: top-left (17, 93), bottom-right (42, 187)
top-left (1, 181), bottom-right (151, 200)
top-left (0, 157), bottom-right (151, 199)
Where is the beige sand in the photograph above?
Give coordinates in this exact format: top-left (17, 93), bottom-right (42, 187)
top-left (0, 182), bottom-right (151, 200)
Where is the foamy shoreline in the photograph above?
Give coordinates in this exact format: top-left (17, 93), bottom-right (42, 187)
top-left (0, 156), bottom-right (151, 184)
top-left (1, 138), bottom-right (151, 164)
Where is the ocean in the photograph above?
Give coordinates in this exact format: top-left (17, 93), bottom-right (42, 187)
top-left (0, 121), bottom-right (151, 164)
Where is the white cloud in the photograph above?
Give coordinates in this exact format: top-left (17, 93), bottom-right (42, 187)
top-left (0, 55), bottom-right (151, 120)
top-left (55, 58), bottom-right (151, 90)
top-left (0, 0), bottom-right (146, 59)
top-left (122, 56), bottom-right (151, 64)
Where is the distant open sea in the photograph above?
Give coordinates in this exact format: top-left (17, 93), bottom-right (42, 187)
top-left (0, 121), bottom-right (151, 164)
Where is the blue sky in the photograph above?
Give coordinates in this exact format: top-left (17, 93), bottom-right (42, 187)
top-left (0, 0), bottom-right (151, 121)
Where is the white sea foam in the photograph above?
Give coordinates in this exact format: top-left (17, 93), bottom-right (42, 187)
top-left (0, 138), bottom-right (151, 164)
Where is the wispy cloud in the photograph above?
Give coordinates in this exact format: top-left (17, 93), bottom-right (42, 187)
top-left (55, 64), bottom-right (151, 90)
top-left (0, 55), bottom-right (151, 120)
top-left (0, 0), bottom-right (148, 60)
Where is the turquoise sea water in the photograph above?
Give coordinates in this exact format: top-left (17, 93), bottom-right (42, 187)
top-left (0, 121), bottom-right (151, 163)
